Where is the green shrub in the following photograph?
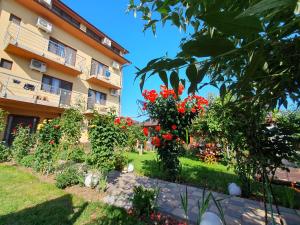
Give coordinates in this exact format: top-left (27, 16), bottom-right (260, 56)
top-left (34, 119), bottom-right (62, 173)
top-left (68, 146), bottom-right (86, 163)
top-left (60, 108), bottom-right (83, 144)
top-left (113, 150), bottom-right (128, 171)
top-left (0, 142), bottom-right (11, 162)
top-left (88, 113), bottom-right (120, 172)
top-left (55, 166), bottom-right (81, 189)
top-left (11, 125), bottom-right (34, 163)
top-left (34, 144), bottom-right (56, 173)
top-left (131, 186), bottom-right (159, 217)
top-left (20, 155), bottom-right (35, 168)
top-left (37, 119), bottom-right (62, 145)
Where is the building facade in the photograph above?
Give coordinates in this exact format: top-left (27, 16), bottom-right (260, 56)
top-left (0, 0), bottom-right (129, 144)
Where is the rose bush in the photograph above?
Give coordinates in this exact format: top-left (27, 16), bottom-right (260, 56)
top-left (142, 85), bottom-right (208, 180)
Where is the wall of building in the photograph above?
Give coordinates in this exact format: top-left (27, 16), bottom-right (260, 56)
top-left (0, 0), bottom-right (121, 115)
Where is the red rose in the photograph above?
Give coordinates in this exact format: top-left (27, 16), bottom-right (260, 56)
top-left (177, 107), bottom-right (185, 114)
top-left (162, 133), bottom-right (173, 141)
top-left (155, 125), bottom-right (161, 132)
top-left (151, 136), bottom-right (161, 147)
top-left (114, 117), bottom-right (121, 125)
top-left (178, 83), bottom-right (184, 95)
top-left (191, 108), bottom-right (196, 113)
top-left (143, 127), bottom-right (149, 136)
top-left (171, 124), bottom-right (177, 130)
top-left (49, 140), bottom-right (55, 145)
top-left (126, 117), bottom-right (133, 126)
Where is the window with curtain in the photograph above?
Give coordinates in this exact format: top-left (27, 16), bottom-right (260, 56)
top-left (41, 75), bottom-right (72, 95)
top-left (88, 89), bottom-right (107, 105)
top-left (90, 59), bottom-right (108, 77)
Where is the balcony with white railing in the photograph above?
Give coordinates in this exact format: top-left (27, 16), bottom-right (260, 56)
top-left (86, 61), bottom-right (121, 89)
top-left (3, 22), bottom-right (86, 76)
top-left (0, 72), bottom-right (84, 110)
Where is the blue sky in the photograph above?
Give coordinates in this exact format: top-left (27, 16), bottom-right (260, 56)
top-left (62, 0), bottom-right (218, 120)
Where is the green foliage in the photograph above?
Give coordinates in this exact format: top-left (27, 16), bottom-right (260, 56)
top-left (34, 119), bottom-right (62, 173)
top-left (126, 124), bottom-right (147, 151)
top-left (20, 155), bottom-right (35, 168)
top-left (55, 166), bottom-right (81, 189)
top-left (60, 108), bottom-right (84, 144)
top-left (0, 109), bottom-right (6, 133)
top-left (11, 125), bottom-right (35, 163)
top-left (129, 0), bottom-right (299, 109)
top-left (0, 142), bottom-right (10, 162)
top-left (88, 113), bottom-right (126, 172)
top-left (37, 119), bottom-right (62, 145)
top-left (34, 144), bottom-right (56, 173)
top-left (113, 150), bottom-right (128, 171)
top-left (67, 146), bottom-right (86, 163)
top-left (98, 176), bottom-right (108, 192)
top-left (131, 185), bottom-right (159, 217)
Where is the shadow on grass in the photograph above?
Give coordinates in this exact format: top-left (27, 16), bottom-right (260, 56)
top-left (0, 194), bottom-right (87, 225)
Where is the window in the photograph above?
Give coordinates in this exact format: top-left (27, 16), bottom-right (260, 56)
top-left (86, 28), bottom-right (102, 43)
top-left (48, 38), bottom-right (77, 66)
top-left (41, 74), bottom-right (72, 95)
top-left (88, 89), bottom-right (107, 105)
top-left (90, 59), bottom-right (109, 76)
top-left (0, 59), bottom-right (13, 70)
top-left (52, 5), bottom-right (80, 28)
top-left (9, 14), bottom-right (21, 25)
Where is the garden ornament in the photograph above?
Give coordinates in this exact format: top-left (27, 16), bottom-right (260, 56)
top-left (127, 163), bottom-right (134, 173)
top-left (200, 212), bottom-right (223, 225)
top-left (228, 182), bottom-right (241, 196)
top-left (84, 172), bottom-right (99, 188)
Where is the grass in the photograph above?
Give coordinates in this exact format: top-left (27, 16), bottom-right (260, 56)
top-left (126, 151), bottom-right (300, 209)
top-left (0, 164), bottom-right (144, 225)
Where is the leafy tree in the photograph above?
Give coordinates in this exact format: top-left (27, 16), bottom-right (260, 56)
top-left (129, 0), bottom-right (300, 109)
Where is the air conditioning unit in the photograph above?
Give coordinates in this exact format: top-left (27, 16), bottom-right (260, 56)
top-left (29, 59), bottom-right (47, 72)
top-left (36, 17), bottom-right (53, 33)
top-left (105, 70), bottom-right (111, 79)
top-left (38, 0), bottom-right (52, 8)
top-left (102, 37), bottom-right (111, 47)
top-left (112, 61), bottom-right (120, 70)
top-left (110, 89), bottom-right (120, 96)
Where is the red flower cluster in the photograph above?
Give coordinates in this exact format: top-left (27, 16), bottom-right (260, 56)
top-left (155, 125), bottom-right (161, 131)
top-left (151, 136), bottom-right (161, 147)
top-left (177, 95), bottom-right (209, 114)
top-left (49, 140), bottom-right (55, 145)
top-left (142, 102), bottom-right (147, 111)
top-left (162, 133), bottom-right (173, 141)
top-left (143, 127), bottom-right (149, 136)
top-left (142, 90), bottom-right (158, 103)
top-left (171, 124), bottom-right (177, 130)
top-left (160, 84), bottom-right (184, 99)
top-left (114, 117), bottom-right (134, 128)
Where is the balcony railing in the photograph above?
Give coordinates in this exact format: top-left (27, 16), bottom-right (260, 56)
top-left (86, 60), bottom-right (121, 89)
top-left (86, 97), bottom-right (108, 112)
top-left (4, 22), bottom-right (86, 73)
top-left (0, 72), bottom-right (84, 109)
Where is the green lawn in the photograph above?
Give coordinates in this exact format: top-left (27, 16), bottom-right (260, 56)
top-left (127, 151), bottom-right (300, 209)
top-left (0, 164), bottom-right (143, 225)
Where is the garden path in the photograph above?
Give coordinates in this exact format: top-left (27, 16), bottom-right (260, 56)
top-left (103, 171), bottom-right (300, 225)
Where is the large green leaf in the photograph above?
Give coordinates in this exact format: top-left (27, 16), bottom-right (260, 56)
top-left (159, 71), bottom-right (168, 87)
top-left (237, 0), bottom-right (296, 18)
top-left (182, 36), bottom-right (235, 57)
top-left (203, 12), bottom-right (262, 38)
top-left (186, 64), bottom-right (198, 82)
top-left (170, 71), bottom-right (179, 94)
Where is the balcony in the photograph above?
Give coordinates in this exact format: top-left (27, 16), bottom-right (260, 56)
top-left (0, 72), bottom-right (83, 112)
top-left (84, 97), bottom-right (109, 115)
top-left (86, 61), bottom-right (121, 89)
top-left (3, 22), bottom-right (86, 76)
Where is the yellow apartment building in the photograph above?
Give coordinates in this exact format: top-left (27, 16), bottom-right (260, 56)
top-left (0, 0), bottom-right (129, 145)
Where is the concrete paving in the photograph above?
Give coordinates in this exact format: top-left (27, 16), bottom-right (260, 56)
top-left (103, 171), bottom-right (300, 225)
